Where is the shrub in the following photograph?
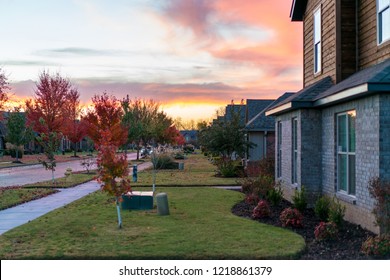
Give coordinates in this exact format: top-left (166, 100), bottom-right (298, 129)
top-left (252, 200), bottom-right (271, 219)
top-left (361, 236), bottom-right (390, 257)
top-left (314, 221), bottom-right (338, 241)
top-left (173, 152), bottom-right (185, 160)
top-left (314, 195), bottom-right (331, 221)
top-left (266, 182), bottom-right (284, 206)
top-left (328, 197), bottom-right (346, 228)
top-left (215, 158), bottom-right (242, 177)
top-left (292, 186), bottom-right (307, 212)
top-left (368, 177), bottom-right (390, 235)
top-left (280, 207), bottom-right (303, 228)
top-left (80, 157), bottom-right (95, 174)
top-left (258, 156), bottom-right (275, 177)
top-left (240, 175), bottom-right (274, 199)
top-left (245, 161), bottom-right (261, 177)
top-left (245, 193), bottom-right (260, 205)
top-left (152, 154), bottom-right (179, 170)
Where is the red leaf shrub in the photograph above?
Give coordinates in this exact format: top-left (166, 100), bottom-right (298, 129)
top-left (314, 221), bottom-right (338, 241)
top-left (280, 207), bottom-right (303, 228)
top-left (245, 193), bottom-right (260, 205)
top-left (361, 236), bottom-right (390, 257)
top-left (252, 200), bottom-right (271, 219)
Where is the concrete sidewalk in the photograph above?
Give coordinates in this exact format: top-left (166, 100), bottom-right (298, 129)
top-left (0, 162), bottom-right (153, 235)
top-left (0, 180), bottom-right (100, 235)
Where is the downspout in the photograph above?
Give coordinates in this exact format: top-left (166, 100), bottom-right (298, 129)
top-left (355, 0), bottom-right (359, 72)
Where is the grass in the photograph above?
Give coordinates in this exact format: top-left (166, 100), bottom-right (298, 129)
top-left (0, 187), bottom-right (58, 210)
top-left (132, 153), bottom-right (239, 187)
top-left (0, 172), bottom-right (97, 210)
top-left (22, 172), bottom-right (97, 189)
top-left (0, 187), bottom-right (305, 259)
top-left (0, 152), bottom-right (96, 168)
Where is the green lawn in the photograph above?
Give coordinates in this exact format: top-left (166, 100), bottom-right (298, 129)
top-left (0, 187), bottom-right (305, 259)
top-left (0, 187), bottom-right (58, 210)
top-left (132, 153), bottom-right (239, 187)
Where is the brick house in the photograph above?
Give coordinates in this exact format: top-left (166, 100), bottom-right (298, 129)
top-left (266, 0), bottom-right (390, 233)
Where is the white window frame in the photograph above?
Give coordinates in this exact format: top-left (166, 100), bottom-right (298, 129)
top-left (292, 118), bottom-right (298, 184)
top-left (336, 111), bottom-right (356, 195)
top-left (277, 121), bottom-right (282, 178)
top-left (313, 6), bottom-right (322, 74)
top-left (377, 0), bottom-right (390, 45)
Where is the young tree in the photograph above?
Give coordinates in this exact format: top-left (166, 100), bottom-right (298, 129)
top-left (5, 107), bottom-right (33, 163)
top-left (97, 129), bottom-right (131, 229)
top-left (198, 107), bottom-right (253, 158)
top-left (62, 88), bottom-right (87, 157)
top-left (84, 92), bottom-right (127, 148)
top-left (121, 97), bottom-right (159, 159)
top-left (25, 71), bottom-right (74, 182)
top-left (0, 68), bottom-right (9, 115)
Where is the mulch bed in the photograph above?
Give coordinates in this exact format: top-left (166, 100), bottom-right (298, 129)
top-left (232, 198), bottom-right (378, 259)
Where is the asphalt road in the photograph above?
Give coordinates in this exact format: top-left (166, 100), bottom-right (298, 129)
top-left (0, 152), bottom-right (138, 187)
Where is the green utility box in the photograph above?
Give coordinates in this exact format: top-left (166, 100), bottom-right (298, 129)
top-left (121, 191), bottom-right (154, 210)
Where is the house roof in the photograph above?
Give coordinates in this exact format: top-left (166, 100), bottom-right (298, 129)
top-left (180, 130), bottom-right (197, 140)
top-left (225, 104), bottom-right (246, 125)
top-left (246, 93), bottom-right (294, 131)
top-left (245, 99), bottom-right (274, 122)
top-left (266, 77), bottom-right (334, 116)
top-left (290, 0), bottom-right (308, 21)
top-left (314, 58), bottom-right (390, 106)
top-left (266, 58), bottom-right (390, 116)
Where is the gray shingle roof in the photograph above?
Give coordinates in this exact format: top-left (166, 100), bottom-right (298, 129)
top-left (315, 58), bottom-right (390, 101)
top-left (266, 77), bottom-right (334, 113)
top-left (245, 99), bottom-right (274, 122)
top-left (246, 93), bottom-right (294, 131)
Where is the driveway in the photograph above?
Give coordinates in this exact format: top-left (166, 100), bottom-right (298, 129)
top-left (0, 152), bottom-right (138, 187)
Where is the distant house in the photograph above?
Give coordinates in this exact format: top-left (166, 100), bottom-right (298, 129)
top-left (244, 99), bottom-right (275, 161)
top-left (180, 130), bottom-right (198, 145)
top-left (266, 0), bottom-right (390, 234)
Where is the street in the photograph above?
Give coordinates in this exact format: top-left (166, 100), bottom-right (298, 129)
top-left (0, 152), bottom-right (138, 187)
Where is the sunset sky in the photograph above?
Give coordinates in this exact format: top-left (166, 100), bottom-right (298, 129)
top-left (0, 0), bottom-right (303, 121)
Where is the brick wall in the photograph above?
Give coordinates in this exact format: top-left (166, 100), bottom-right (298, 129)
top-left (275, 109), bottom-right (322, 206)
top-left (321, 95), bottom-right (380, 233)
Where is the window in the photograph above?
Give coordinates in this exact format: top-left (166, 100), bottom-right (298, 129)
top-left (277, 121), bottom-right (282, 178)
top-left (292, 118), bottom-right (298, 184)
top-left (378, 0), bottom-right (390, 44)
top-left (313, 7), bottom-right (322, 74)
top-left (337, 111), bottom-right (356, 195)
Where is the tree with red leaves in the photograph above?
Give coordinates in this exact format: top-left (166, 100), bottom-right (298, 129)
top-left (84, 92), bottom-right (128, 148)
top-left (162, 125), bottom-right (185, 146)
top-left (25, 71), bottom-right (74, 182)
top-left (62, 88), bottom-right (87, 157)
top-left (0, 68), bottom-right (9, 117)
top-left (97, 129), bottom-right (131, 229)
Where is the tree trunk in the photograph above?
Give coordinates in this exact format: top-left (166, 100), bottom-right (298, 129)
top-left (116, 197), bottom-right (122, 229)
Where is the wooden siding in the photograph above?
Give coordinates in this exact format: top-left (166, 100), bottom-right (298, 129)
top-left (358, 0), bottom-right (390, 69)
top-left (303, 0), bottom-right (337, 87)
top-left (302, 0), bottom-right (390, 86)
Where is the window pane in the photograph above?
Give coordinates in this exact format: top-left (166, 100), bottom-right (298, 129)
top-left (380, 8), bottom-right (390, 43)
top-left (378, 0), bottom-right (390, 11)
top-left (314, 9), bottom-right (321, 43)
top-left (349, 155), bottom-right (356, 195)
top-left (348, 111), bottom-right (356, 152)
top-left (338, 154), bottom-right (347, 191)
top-left (338, 114), bottom-right (347, 152)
